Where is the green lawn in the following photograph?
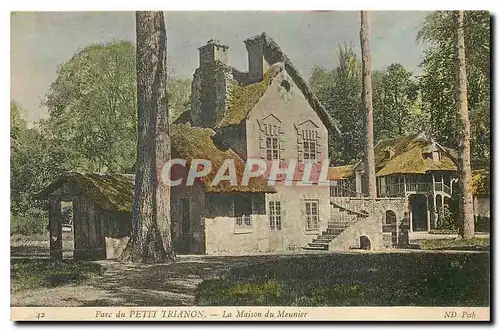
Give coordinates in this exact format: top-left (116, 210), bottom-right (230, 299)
top-left (11, 259), bottom-right (104, 292)
top-left (196, 252), bottom-right (490, 306)
top-left (419, 237), bottom-right (490, 251)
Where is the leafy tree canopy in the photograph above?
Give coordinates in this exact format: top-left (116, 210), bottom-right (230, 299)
top-left (418, 10), bottom-right (490, 169)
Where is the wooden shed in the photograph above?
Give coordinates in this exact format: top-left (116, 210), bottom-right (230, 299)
top-left (37, 172), bottom-right (134, 262)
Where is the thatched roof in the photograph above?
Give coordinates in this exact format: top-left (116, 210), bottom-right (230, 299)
top-left (170, 123), bottom-right (275, 193)
top-left (214, 33), bottom-right (340, 134)
top-left (37, 172), bottom-right (134, 212)
top-left (472, 169), bottom-right (490, 196)
top-left (354, 131), bottom-right (458, 176)
top-left (328, 165), bottom-right (355, 180)
top-left (215, 63), bottom-right (282, 129)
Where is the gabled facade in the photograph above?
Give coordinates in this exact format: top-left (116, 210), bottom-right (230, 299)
top-left (173, 33), bottom-right (339, 254)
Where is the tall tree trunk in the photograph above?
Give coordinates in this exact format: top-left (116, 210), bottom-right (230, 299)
top-left (360, 11), bottom-right (377, 200)
top-left (454, 11), bottom-right (475, 239)
top-left (120, 11), bottom-right (174, 262)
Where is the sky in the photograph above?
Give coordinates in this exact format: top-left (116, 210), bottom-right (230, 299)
top-left (11, 11), bottom-right (430, 125)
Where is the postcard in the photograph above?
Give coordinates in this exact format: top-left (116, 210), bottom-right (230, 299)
top-left (10, 10), bottom-right (490, 321)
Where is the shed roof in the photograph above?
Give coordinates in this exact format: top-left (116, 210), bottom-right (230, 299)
top-left (37, 172), bottom-right (134, 212)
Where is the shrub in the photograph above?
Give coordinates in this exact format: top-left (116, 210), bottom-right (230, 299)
top-left (11, 209), bottom-right (48, 236)
top-left (475, 216), bottom-right (490, 232)
top-left (437, 205), bottom-right (457, 230)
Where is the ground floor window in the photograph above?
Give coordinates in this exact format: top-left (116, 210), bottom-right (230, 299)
top-left (269, 201), bottom-right (282, 230)
top-left (234, 196), bottom-right (252, 227)
top-left (305, 200), bottom-right (319, 231)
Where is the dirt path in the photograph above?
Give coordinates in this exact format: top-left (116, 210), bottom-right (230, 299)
top-left (11, 256), bottom-right (230, 307)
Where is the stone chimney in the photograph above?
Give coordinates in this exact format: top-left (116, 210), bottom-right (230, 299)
top-left (191, 39), bottom-right (233, 128)
top-left (244, 34), bottom-right (268, 82)
top-left (198, 39), bottom-right (229, 67)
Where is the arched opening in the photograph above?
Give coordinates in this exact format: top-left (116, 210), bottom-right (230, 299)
top-left (385, 210), bottom-right (397, 246)
top-left (359, 236), bottom-right (371, 250)
top-left (385, 210), bottom-right (396, 225)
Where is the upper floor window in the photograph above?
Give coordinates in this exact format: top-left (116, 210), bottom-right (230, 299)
top-left (258, 114), bottom-right (284, 161)
top-left (269, 201), bottom-right (282, 230)
top-left (303, 136), bottom-right (317, 161)
top-left (266, 135), bottom-right (280, 161)
top-left (295, 120), bottom-right (321, 163)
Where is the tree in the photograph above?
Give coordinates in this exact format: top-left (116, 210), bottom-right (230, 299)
top-left (360, 11), bottom-right (376, 199)
top-left (310, 44), bottom-right (364, 165)
top-left (10, 101), bottom-right (64, 215)
top-left (372, 63), bottom-right (420, 141)
top-left (418, 11), bottom-right (490, 169)
top-left (121, 11), bottom-right (174, 262)
top-left (42, 40), bottom-right (191, 174)
top-left (168, 78), bottom-right (191, 123)
top-left (454, 11), bottom-right (474, 239)
top-left (43, 41), bottom-right (138, 174)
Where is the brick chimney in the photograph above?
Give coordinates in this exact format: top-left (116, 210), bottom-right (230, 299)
top-left (191, 39), bottom-right (233, 128)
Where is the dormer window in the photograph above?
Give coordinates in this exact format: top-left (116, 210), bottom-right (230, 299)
top-left (423, 150), bottom-right (441, 161)
top-left (280, 80), bottom-right (291, 92)
top-left (432, 150), bottom-right (441, 161)
top-left (384, 147), bottom-right (395, 160)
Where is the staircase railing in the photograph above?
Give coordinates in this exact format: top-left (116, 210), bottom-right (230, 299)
top-left (330, 181), bottom-right (364, 198)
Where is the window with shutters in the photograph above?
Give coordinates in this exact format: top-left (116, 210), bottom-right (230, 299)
top-left (268, 201), bottom-right (282, 230)
top-left (305, 200), bottom-right (319, 231)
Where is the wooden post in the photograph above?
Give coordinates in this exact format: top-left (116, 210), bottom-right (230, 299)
top-left (426, 196), bottom-right (431, 232)
top-left (49, 199), bottom-right (63, 263)
top-left (409, 209), bottom-right (413, 233)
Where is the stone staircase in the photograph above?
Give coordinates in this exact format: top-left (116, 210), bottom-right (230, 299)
top-left (304, 201), bottom-right (371, 251)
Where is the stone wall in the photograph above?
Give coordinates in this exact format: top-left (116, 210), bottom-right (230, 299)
top-left (330, 196), bottom-right (408, 249)
top-left (245, 66), bottom-right (329, 162)
top-left (204, 193), bottom-right (270, 255)
top-left (328, 215), bottom-right (383, 250)
top-left (265, 185), bottom-right (330, 251)
top-left (190, 62), bottom-right (233, 128)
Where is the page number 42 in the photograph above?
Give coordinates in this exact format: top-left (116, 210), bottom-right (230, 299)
top-left (35, 313), bottom-right (45, 319)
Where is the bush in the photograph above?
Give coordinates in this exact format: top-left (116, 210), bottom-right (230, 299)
top-left (475, 216), bottom-right (490, 232)
top-left (11, 209), bottom-right (48, 236)
top-left (437, 205), bottom-right (457, 230)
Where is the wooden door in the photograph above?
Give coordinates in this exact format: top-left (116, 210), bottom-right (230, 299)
top-left (178, 198), bottom-right (191, 254)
